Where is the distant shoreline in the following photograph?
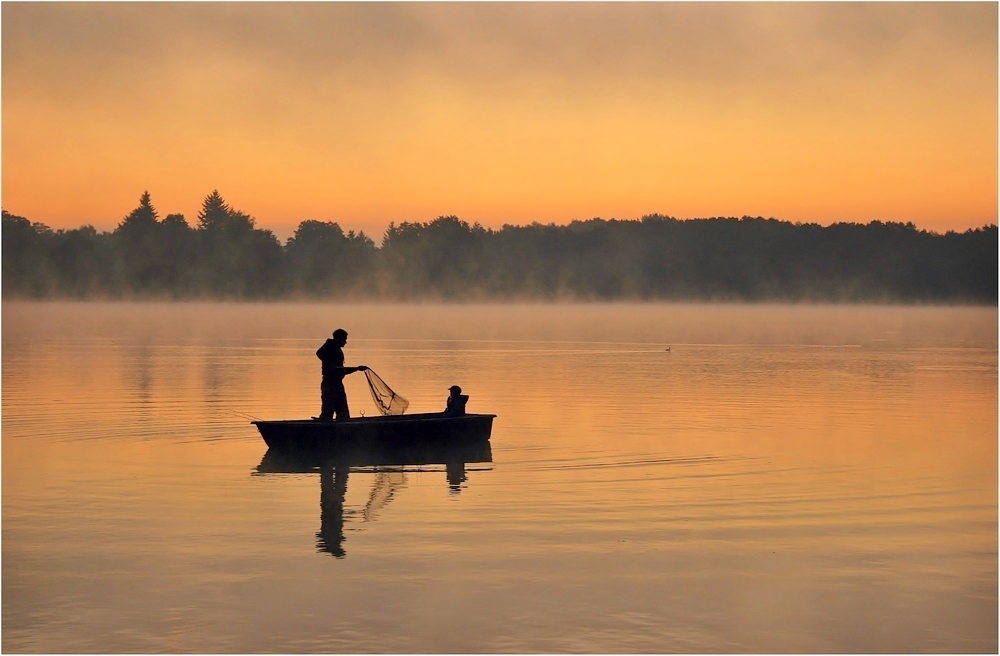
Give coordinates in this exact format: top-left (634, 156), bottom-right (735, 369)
top-left (4, 205), bottom-right (996, 304)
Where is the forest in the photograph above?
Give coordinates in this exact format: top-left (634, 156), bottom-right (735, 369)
top-left (3, 191), bottom-right (996, 302)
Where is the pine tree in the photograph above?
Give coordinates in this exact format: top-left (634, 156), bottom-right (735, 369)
top-left (197, 190), bottom-right (231, 231)
top-left (118, 191), bottom-right (159, 232)
top-left (113, 191), bottom-right (164, 295)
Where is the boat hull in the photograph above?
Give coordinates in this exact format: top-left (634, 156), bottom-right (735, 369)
top-left (252, 413), bottom-right (495, 459)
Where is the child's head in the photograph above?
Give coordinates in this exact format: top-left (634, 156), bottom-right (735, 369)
top-left (448, 385), bottom-right (462, 397)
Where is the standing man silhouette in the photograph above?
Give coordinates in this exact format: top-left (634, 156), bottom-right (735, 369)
top-left (316, 328), bottom-right (367, 421)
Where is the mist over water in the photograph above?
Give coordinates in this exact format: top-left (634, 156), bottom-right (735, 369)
top-left (3, 302), bottom-right (996, 652)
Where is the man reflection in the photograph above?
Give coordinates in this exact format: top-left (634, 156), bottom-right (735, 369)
top-left (316, 463), bottom-right (349, 558)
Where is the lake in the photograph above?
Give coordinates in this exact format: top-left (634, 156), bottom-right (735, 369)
top-left (2, 302), bottom-right (996, 653)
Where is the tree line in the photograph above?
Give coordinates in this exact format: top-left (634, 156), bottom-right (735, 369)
top-left (3, 190), bottom-right (996, 302)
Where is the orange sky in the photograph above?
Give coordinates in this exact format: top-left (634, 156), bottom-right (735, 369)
top-left (2, 2), bottom-right (997, 240)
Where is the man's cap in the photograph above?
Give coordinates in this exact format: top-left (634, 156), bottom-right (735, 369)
top-left (333, 328), bottom-right (348, 337)
top-left (448, 385), bottom-right (462, 393)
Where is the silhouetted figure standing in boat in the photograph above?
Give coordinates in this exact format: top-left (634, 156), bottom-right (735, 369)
top-left (316, 328), bottom-right (367, 421)
top-left (444, 385), bottom-right (469, 416)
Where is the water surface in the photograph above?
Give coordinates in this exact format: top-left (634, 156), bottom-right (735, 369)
top-left (3, 302), bottom-right (997, 652)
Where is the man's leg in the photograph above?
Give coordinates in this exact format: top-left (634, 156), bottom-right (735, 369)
top-left (319, 381), bottom-right (334, 421)
top-left (332, 384), bottom-right (351, 420)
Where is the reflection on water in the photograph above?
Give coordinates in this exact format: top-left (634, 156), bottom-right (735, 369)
top-left (2, 302), bottom-right (996, 653)
top-left (318, 465), bottom-right (348, 558)
top-left (446, 461), bottom-right (467, 495)
top-left (255, 444), bottom-right (494, 558)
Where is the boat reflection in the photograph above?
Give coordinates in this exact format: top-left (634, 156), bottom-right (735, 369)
top-left (255, 440), bottom-right (493, 558)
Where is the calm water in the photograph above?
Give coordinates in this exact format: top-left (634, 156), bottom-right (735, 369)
top-left (3, 302), bottom-right (997, 653)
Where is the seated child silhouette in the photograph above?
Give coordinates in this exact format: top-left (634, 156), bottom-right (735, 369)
top-left (444, 385), bottom-right (469, 416)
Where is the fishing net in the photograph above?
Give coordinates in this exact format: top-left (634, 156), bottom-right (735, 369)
top-left (364, 369), bottom-right (409, 416)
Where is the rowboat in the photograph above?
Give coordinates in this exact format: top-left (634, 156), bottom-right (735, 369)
top-left (252, 412), bottom-right (496, 459)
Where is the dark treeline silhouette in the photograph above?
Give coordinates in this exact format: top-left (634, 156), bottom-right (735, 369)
top-left (3, 191), bottom-right (996, 302)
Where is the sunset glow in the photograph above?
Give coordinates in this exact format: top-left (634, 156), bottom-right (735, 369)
top-left (3, 2), bottom-right (996, 239)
